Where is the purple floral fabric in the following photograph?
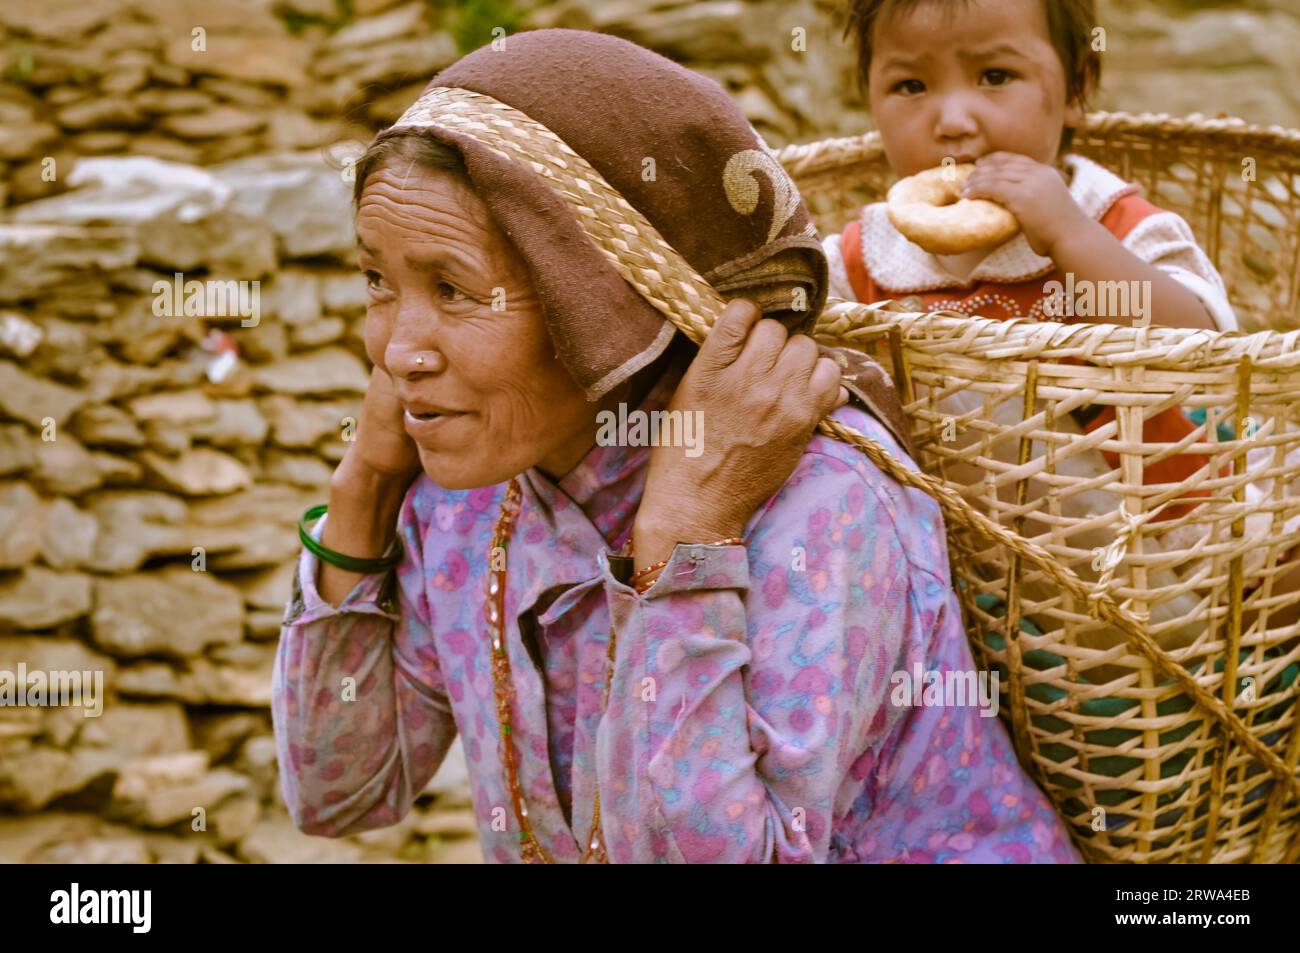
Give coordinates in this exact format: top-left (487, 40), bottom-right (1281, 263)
top-left (272, 361), bottom-right (1082, 864)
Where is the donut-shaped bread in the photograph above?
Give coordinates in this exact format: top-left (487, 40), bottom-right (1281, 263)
top-left (886, 163), bottom-right (1020, 255)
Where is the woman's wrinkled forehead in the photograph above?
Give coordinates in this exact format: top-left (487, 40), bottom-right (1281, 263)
top-left (355, 162), bottom-right (508, 278)
top-left (359, 148), bottom-right (477, 208)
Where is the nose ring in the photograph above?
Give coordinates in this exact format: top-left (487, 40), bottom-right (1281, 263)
top-left (415, 356), bottom-right (424, 366)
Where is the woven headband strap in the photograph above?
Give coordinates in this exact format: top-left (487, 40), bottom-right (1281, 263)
top-left (392, 85), bottom-right (725, 343)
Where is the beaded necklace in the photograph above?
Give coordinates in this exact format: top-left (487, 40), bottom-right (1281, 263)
top-left (486, 477), bottom-right (614, 863)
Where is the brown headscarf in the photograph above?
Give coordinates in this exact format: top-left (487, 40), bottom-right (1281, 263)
top-left (373, 28), bottom-right (914, 457)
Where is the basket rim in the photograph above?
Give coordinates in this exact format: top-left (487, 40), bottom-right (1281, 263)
top-left (815, 301), bottom-right (1300, 369)
top-left (778, 109), bottom-right (1300, 851)
top-left (776, 109), bottom-right (1300, 177)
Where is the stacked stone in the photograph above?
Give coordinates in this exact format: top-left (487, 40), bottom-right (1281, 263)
top-left (1096, 0), bottom-right (1300, 128)
top-left (6, 0), bottom-right (1298, 208)
top-left (0, 151), bottom-right (477, 863)
top-left (0, 0), bottom-right (887, 212)
top-left (0, 0), bottom-right (461, 209)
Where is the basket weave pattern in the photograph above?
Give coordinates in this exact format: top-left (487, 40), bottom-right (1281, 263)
top-left (782, 113), bottom-right (1300, 863)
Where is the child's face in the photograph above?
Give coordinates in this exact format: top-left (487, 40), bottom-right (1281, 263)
top-left (867, 0), bottom-right (1086, 177)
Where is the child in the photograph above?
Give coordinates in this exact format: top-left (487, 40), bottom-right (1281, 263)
top-left (828, 0), bottom-right (1300, 642)
top-left (831, 0), bottom-right (1234, 334)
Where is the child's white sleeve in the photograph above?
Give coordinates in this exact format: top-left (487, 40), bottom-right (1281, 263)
top-left (1122, 210), bottom-right (1239, 332)
top-left (821, 232), bottom-right (857, 302)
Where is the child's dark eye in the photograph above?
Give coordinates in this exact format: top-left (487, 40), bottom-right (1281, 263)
top-left (981, 69), bottom-right (1014, 86)
top-left (891, 78), bottom-right (926, 96)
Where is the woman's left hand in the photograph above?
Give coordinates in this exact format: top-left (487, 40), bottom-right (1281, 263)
top-left (632, 299), bottom-right (848, 572)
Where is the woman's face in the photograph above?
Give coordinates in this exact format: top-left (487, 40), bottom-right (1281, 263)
top-left (866, 0), bottom-right (1084, 177)
top-left (356, 161), bottom-right (607, 489)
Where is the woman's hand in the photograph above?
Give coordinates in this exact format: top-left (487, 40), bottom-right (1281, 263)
top-left (632, 299), bottom-right (848, 573)
top-left (345, 365), bottom-right (423, 483)
top-left (317, 366), bottom-right (423, 607)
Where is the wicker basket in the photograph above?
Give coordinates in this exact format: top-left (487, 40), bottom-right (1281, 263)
top-left (778, 112), bottom-right (1300, 863)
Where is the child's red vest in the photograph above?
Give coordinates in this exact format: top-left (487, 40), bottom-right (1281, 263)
top-left (838, 195), bottom-right (1224, 522)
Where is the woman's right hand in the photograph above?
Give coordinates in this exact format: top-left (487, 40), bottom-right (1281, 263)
top-left (346, 365), bottom-right (423, 484)
top-left (317, 366), bottom-right (422, 607)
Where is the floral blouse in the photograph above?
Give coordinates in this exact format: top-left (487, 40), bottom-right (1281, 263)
top-left (272, 359), bottom-right (1082, 864)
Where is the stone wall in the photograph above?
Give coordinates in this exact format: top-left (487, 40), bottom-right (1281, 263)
top-left (1, 0), bottom-right (1297, 864)
top-left (1096, 0), bottom-right (1300, 130)
top-left (0, 0), bottom-right (457, 208)
top-left (0, 147), bottom-right (481, 862)
top-left (4, 0), bottom-right (1297, 212)
top-left (0, 0), bottom-right (876, 210)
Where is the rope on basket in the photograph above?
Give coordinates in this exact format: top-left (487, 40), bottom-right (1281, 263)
top-left (399, 87), bottom-right (1300, 804)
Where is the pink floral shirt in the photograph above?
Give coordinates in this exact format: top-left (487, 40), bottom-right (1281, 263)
top-left (272, 360), bottom-right (1082, 863)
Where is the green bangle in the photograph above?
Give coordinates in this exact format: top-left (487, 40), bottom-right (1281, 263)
top-left (299, 504), bottom-right (403, 574)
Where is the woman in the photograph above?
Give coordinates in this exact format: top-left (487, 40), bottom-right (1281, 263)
top-left (272, 28), bottom-right (1081, 863)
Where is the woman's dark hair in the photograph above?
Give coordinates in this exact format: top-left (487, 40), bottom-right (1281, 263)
top-left (842, 0), bottom-right (1101, 151)
top-left (351, 131), bottom-right (469, 206)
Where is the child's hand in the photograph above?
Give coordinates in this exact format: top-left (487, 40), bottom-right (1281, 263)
top-left (962, 152), bottom-right (1089, 258)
